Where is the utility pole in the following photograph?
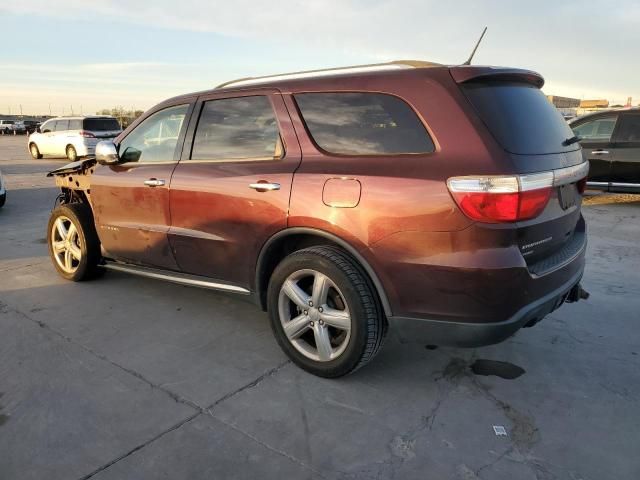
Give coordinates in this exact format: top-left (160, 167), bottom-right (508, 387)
top-left (49, 103), bottom-right (52, 116)
top-left (19, 104), bottom-right (23, 116)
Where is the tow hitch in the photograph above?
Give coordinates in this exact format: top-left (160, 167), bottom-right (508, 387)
top-left (566, 283), bottom-right (590, 303)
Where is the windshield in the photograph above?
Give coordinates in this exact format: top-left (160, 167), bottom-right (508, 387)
top-left (461, 81), bottom-right (577, 155)
top-left (83, 118), bottom-right (121, 132)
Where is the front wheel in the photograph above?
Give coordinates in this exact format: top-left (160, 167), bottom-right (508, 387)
top-left (47, 203), bottom-right (101, 281)
top-left (29, 143), bottom-right (43, 159)
top-left (267, 246), bottom-right (387, 377)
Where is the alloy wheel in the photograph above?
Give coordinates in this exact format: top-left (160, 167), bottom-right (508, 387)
top-left (50, 216), bottom-right (82, 273)
top-left (278, 269), bottom-right (352, 362)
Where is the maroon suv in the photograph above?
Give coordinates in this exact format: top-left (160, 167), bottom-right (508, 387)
top-left (47, 61), bottom-right (589, 377)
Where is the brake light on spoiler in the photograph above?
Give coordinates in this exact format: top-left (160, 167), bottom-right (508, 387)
top-left (447, 162), bottom-right (589, 223)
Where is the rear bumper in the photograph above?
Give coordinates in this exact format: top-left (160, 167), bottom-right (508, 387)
top-left (389, 266), bottom-right (585, 347)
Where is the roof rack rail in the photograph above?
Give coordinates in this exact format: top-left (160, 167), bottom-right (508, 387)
top-left (215, 59), bottom-right (442, 89)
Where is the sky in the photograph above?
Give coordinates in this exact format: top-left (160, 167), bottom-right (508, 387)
top-left (0, 0), bottom-right (638, 115)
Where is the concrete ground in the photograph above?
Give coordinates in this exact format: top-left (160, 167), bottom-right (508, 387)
top-left (0, 135), bottom-right (638, 480)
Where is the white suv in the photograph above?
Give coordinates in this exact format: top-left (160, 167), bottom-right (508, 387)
top-left (28, 116), bottom-right (122, 161)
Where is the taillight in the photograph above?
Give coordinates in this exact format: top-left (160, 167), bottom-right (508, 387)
top-left (79, 130), bottom-right (95, 138)
top-left (447, 172), bottom-right (553, 223)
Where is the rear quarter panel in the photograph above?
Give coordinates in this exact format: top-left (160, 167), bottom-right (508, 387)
top-left (284, 69), bottom-right (513, 317)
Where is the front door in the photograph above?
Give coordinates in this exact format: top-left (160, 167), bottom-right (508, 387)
top-left (38, 119), bottom-right (58, 155)
top-left (169, 91), bottom-right (301, 289)
top-left (572, 113), bottom-right (619, 189)
top-left (610, 112), bottom-right (640, 188)
top-left (90, 103), bottom-right (193, 269)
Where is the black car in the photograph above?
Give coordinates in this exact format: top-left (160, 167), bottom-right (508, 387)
top-left (23, 120), bottom-right (40, 135)
top-left (570, 108), bottom-right (640, 193)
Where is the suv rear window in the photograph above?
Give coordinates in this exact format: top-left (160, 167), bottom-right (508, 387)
top-left (462, 81), bottom-right (576, 155)
top-left (83, 118), bottom-right (120, 131)
top-left (294, 93), bottom-right (434, 155)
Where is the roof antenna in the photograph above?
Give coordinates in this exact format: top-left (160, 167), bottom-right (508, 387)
top-left (462, 27), bottom-right (487, 65)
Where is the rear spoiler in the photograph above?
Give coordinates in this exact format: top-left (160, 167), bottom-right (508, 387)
top-left (450, 66), bottom-right (544, 89)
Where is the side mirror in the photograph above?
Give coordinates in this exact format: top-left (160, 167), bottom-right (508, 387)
top-left (42, 129), bottom-right (51, 133)
top-left (95, 141), bottom-right (120, 165)
top-left (121, 147), bottom-right (142, 163)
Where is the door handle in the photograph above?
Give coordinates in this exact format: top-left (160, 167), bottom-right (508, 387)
top-left (249, 182), bottom-right (281, 191)
top-left (144, 178), bottom-right (165, 187)
top-left (590, 150), bottom-right (609, 155)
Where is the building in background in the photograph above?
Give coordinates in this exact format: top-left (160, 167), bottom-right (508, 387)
top-left (576, 99), bottom-right (610, 116)
top-left (546, 95), bottom-right (580, 119)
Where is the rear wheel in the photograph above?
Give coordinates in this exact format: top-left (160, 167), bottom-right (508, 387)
top-left (47, 203), bottom-right (101, 281)
top-left (0, 192), bottom-right (5, 208)
top-left (267, 246), bottom-right (387, 377)
top-left (29, 143), bottom-right (43, 159)
top-left (66, 145), bottom-right (78, 161)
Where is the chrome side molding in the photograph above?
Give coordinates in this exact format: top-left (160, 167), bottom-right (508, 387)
top-left (103, 262), bottom-right (251, 294)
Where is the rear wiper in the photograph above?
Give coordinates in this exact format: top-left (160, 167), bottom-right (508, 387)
top-left (562, 135), bottom-right (581, 146)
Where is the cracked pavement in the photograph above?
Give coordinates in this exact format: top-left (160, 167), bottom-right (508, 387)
top-left (1, 136), bottom-right (639, 479)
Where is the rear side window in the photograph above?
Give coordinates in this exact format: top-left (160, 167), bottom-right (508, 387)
top-left (84, 118), bottom-right (121, 131)
top-left (614, 114), bottom-right (640, 143)
top-left (69, 119), bottom-right (82, 130)
top-left (462, 82), bottom-right (576, 155)
top-left (295, 92), bottom-right (434, 155)
top-left (191, 96), bottom-right (282, 161)
top-left (571, 116), bottom-right (617, 142)
top-left (55, 120), bottom-right (69, 131)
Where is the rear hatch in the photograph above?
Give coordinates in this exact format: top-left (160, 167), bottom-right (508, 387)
top-left (451, 67), bottom-right (587, 273)
top-left (83, 118), bottom-right (122, 140)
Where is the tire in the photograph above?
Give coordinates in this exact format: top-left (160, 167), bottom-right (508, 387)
top-left (0, 193), bottom-right (5, 208)
top-left (66, 145), bottom-right (78, 162)
top-left (29, 143), bottom-right (43, 159)
top-left (267, 246), bottom-right (387, 377)
top-left (47, 203), bottom-right (101, 281)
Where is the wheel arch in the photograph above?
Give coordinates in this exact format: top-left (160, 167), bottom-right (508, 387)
top-left (255, 227), bottom-right (392, 317)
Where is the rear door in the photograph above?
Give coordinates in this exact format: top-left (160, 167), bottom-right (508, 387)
top-left (570, 113), bottom-right (619, 189)
top-left (90, 103), bottom-right (193, 269)
top-left (610, 112), bottom-right (640, 190)
top-left (168, 90), bottom-right (301, 289)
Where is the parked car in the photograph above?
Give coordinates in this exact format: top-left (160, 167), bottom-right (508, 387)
top-left (22, 120), bottom-right (40, 135)
top-left (46, 61), bottom-right (589, 377)
top-left (0, 120), bottom-right (15, 134)
top-left (0, 168), bottom-right (6, 207)
top-left (10, 121), bottom-right (27, 135)
top-left (28, 116), bottom-right (122, 161)
top-left (570, 108), bottom-right (640, 193)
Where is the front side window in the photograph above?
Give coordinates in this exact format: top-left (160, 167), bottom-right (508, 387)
top-left (294, 92), bottom-right (434, 155)
top-left (40, 121), bottom-right (53, 132)
top-left (191, 96), bottom-right (282, 161)
top-left (614, 114), bottom-right (640, 143)
top-left (118, 104), bottom-right (188, 163)
top-left (571, 116), bottom-right (618, 142)
top-left (55, 120), bottom-right (69, 132)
